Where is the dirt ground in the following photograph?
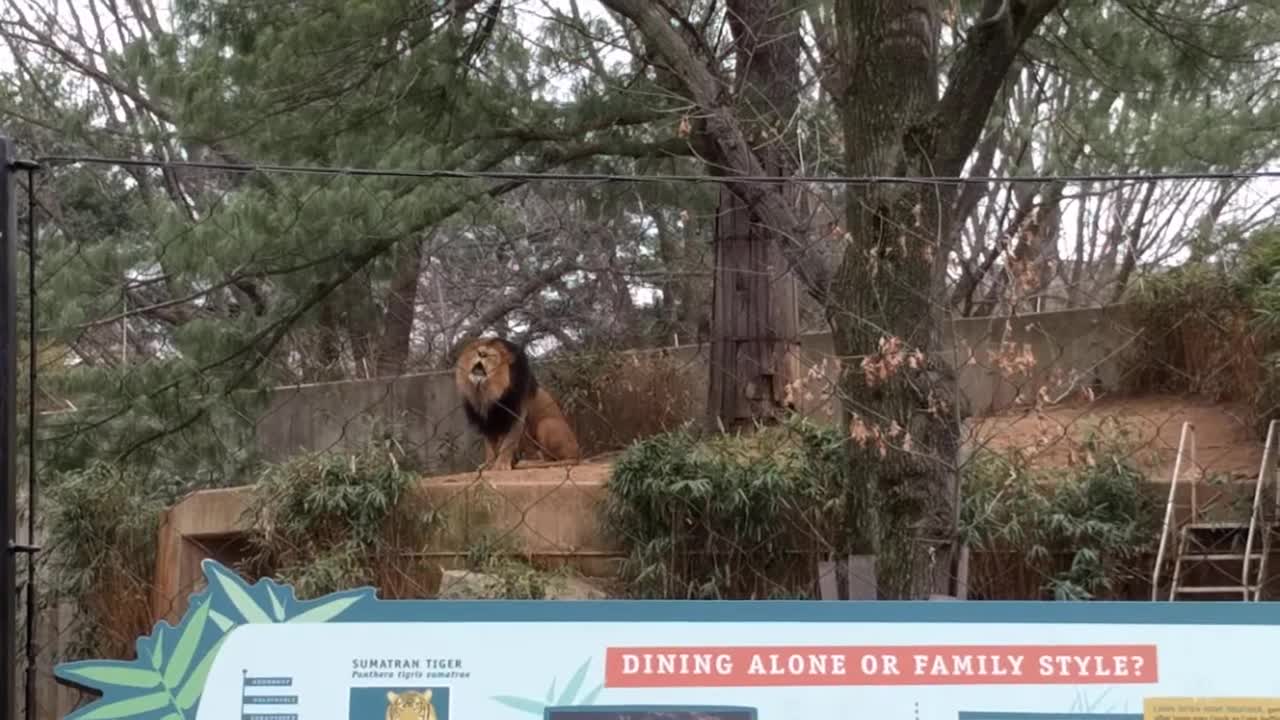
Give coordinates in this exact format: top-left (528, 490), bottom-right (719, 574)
top-left (967, 394), bottom-right (1264, 482)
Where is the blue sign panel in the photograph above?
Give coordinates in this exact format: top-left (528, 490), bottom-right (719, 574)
top-left (53, 560), bottom-right (1280, 720)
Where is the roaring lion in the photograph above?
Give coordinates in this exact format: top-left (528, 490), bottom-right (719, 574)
top-left (385, 690), bottom-right (438, 720)
top-left (454, 336), bottom-right (582, 470)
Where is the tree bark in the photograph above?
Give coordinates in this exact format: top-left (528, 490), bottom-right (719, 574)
top-left (829, 0), bottom-right (954, 597)
top-left (829, 0), bottom-right (1060, 597)
top-left (706, 0), bottom-right (803, 430)
top-left (314, 299), bottom-right (344, 381)
top-left (375, 237), bottom-right (425, 377)
top-left (652, 211), bottom-right (682, 341)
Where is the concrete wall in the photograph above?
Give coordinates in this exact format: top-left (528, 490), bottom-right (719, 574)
top-left (255, 305), bottom-right (1139, 473)
top-left (150, 464), bottom-right (618, 626)
top-left (147, 463), bottom-right (1280, 624)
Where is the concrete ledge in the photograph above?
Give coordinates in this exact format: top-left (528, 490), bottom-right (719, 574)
top-left (151, 462), bottom-right (621, 624)
top-left (150, 457), bottom-right (1274, 624)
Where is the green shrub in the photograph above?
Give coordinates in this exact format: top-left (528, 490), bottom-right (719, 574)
top-left (1242, 229), bottom-right (1280, 433)
top-left (604, 418), bottom-right (850, 599)
top-left (959, 430), bottom-right (1159, 600)
top-left (46, 461), bottom-right (165, 659)
top-left (455, 529), bottom-right (568, 599)
top-left (241, 439), bottom-right (442, 599)
top-left (1123, 263), bottom-right (1255, 401)
top-left (1122, 226), bottom-right (1280, 437)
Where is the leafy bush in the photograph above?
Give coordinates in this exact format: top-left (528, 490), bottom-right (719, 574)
top-left (1123, 264), bottom-right (1257, 401)
top-left (241, 440), bottom-right (443, 599)
top-left (454, 529), bottom-right (568, 599)
top-left (46, 461), bottom-right (165, 659)
top-left (540, 347), bottom-right (698, 457)
top-left (1241, 228), bottom-right (1280, 433)
top-left (604, 418), bottom-right (850, 599)
top-left (1122, 226), bottom-right (1280, 437)
top-left (959, 430), bottom-right (1160, 600)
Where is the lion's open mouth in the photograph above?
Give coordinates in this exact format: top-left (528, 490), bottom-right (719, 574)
top-left (469, 361), bottom-right (487, 384)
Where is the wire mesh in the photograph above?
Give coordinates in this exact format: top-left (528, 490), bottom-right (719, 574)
top-left (6, 155), bottom-right (1280, 720)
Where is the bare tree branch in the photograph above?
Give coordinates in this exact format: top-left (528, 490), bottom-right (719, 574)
top-left (932, 0), bottom-right (1064, 176)
top-left (598, 0), bottom-right (833, 302)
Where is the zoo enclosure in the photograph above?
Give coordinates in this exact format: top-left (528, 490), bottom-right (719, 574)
top-left (3, 139), bottom-right (1280, 720)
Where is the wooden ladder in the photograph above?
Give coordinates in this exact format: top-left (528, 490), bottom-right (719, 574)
top-left (1155, 420), bottom-right (1280, 601)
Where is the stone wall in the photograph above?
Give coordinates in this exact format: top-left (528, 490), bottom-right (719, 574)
top-left (255, 305), bottom-right (1138, 473)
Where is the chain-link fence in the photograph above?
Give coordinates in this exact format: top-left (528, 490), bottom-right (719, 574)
top-left (6, 150), bottom-right (1280, 720)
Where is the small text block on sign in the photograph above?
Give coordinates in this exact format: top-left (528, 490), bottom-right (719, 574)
top-left (1144, 698), bottom-right (1280, 720)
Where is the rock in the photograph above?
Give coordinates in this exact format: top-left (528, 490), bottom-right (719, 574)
top-left (544, 574), bottom-right (608, 600)
top-left (435, 569), bottom-right (611, 599)
top-left (437, 569), bottom-right (504, 599)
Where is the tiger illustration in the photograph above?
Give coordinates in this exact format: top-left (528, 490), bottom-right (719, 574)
top-left (385, 690), bottom-right (438, 720)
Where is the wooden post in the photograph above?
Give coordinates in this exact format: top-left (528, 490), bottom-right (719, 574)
top-left (706, 185), bottom-right (801, 431)
top-left (818, 554), bottom-right (878, 600)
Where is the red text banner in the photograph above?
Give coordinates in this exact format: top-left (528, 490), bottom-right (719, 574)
top-left (605, 644), bottom-right (1158, 687)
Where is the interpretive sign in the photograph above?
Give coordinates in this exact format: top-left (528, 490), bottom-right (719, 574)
top-left (54, 560), bottom-right (1280, 720)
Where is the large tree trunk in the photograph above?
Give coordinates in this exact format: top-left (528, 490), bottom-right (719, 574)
top-left (828, 0), bottom-right (1060, 597)
top-left (375, 238), bottom-right (424, 377)
top-left (706, 0), bottom-right (803, 430)
top-left (829, 0), bottom-right (958, 598)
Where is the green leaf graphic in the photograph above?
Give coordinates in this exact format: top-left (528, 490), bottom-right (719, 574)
top-left (286, 594), bottom-right (361, 624)
top-left (161, 713), bottom-right (182, 720)
top-left (62, 665), bottom-right (162, 689)
top-left (164, 599), bottom-right (210, 688)
top-left (556, 658), bottom-right (590, 705)
top-left (267, 586), bottom-right (285, 621)
top-left (579, 683), bottom-right (603, 705)
top-left (492, 695), bottom-right (545, 716)
top-left (545, 678), bottom-right (556, 705)
top-left (76, 690), bottom-right (170, 720)
top-left (175, 637), bottom-right (227, 710)
top-left (209, 610), bottom-right (235, 632)
top-left (212, 568), bottom-right (271, 624)
top-left (150, 634), bottom-right (164, 671)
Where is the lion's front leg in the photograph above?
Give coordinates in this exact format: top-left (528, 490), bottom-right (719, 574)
top-left (478, 436), bottom-right (499, 470)
top-left (490, 411), bottom-right (527, 470)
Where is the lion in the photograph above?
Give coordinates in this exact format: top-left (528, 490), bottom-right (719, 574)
top-left (385, 690), bottom-right (437, 720)
top-left (454, 336), bottom-right (582, 471)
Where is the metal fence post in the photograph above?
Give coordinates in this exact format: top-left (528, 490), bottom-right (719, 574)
top-left (1, 135), bottom-right (19, 720)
